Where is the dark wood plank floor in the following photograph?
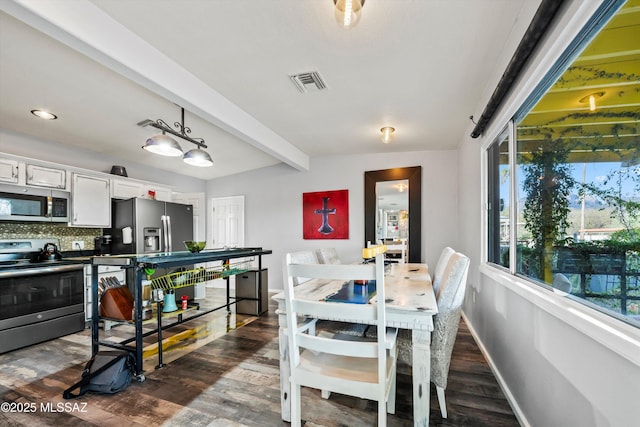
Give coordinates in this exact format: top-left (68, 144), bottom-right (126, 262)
top-left (0, 291), bottom-right (520, 426)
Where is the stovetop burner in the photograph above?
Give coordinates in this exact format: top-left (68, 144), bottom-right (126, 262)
top-left (0, 238), bottom-right (67, 270)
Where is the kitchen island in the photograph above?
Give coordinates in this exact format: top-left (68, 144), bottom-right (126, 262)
top-left (90, 247), bottom-right (272, 378)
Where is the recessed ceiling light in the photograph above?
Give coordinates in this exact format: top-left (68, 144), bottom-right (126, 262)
top-left (381, 126), bottom-right (395, 143)
top-left (31, 109), bottom-right (57, 120)
top-left (578, 92), bottom-right (605, 111)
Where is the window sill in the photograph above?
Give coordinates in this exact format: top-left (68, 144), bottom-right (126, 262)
top-left (480, 263), bottom-right (640, 368)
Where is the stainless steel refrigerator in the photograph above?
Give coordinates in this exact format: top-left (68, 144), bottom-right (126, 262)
top-left (110, 198), bottom-right (193, 255)
top-left (109, 198), bottom-right (195, 299)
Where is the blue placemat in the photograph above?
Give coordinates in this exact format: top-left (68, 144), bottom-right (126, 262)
top-left (325, 280), bottom-right (377, 304)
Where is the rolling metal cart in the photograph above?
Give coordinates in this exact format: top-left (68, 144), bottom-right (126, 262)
top-left (89, 247), bottom-right (272, 380)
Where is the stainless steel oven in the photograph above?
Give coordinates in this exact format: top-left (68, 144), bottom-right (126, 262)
top-left (0, 239), bottom-right (85, 353)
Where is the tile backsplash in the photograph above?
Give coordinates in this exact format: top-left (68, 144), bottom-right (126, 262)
top-left (0, 223), bottom-right (103, 251)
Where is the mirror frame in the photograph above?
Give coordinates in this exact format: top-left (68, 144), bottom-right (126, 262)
top-left (364, 166), bottom-right (421, 262)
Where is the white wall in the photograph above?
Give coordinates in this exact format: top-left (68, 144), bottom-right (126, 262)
top-left (458, 1), bottom-right (640, 426)
top-left (0, 129), bottom-right (206, 193)
top-left (206, 150), bottom-right (459, 291)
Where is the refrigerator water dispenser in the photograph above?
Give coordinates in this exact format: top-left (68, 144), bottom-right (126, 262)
top-left (143, 227), bottom-right (160, 252)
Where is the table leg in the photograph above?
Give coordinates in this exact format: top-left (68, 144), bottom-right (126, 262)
top-left (277, 309), bottom-right (291, 422)
top-left (412, 328), bottom-right (431, 426)
top-left (156, 300), bottom-right (165, 368)
top-left (134, 268), bottom-right (144, 376)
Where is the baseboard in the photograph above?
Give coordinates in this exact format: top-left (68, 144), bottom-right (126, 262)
top-left (461, 311), bottom-right (530, 427)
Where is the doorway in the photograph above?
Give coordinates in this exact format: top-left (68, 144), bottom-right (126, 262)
top-left (210, 196), bottom-right (245, 249)
top-left (206, 196), bottom-right (245, 289)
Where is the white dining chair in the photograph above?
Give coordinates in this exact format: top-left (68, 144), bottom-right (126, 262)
top-left (288, 250), bottom-right (319, 286)
top-left (432, 246), bottom-right (456, 297)
top-left (286, 249), bottom-right (368, 337)
top-left (431, 251), bottom-right (470, 418)
top-left (315, 247), bottom-right (341, 265)
top-left (284, 252), bottom-right (398, 427)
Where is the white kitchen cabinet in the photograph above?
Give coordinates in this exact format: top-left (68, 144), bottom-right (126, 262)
top-left (71, 173), bottom-right (111, 227)
top-left (26, 163), bottom-right (67, 189)
top-left (111, 177), bottom-right (171, 202)
top-left (0, 159), bottom-right (19, 183)
top-left (151, 187), bottom-right (171, 202)
top-left (111, 179), bottom-right (144, 199)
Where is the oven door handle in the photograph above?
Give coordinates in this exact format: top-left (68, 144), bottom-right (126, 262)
top-left (0, 264), bottom-right (84, 279)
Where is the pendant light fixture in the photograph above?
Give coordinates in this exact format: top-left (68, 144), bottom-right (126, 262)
top-left (334, 0), bottom-right (365, 29)
top-left (183, 148), bottom-right (214, 167)
top-left (138, 107), bottom-right (213, 167)
top-left (143, 133), bottom-right (183, 157)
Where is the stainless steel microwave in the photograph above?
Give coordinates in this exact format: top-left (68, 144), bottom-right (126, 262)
top-left (0, 183), bottom-right (70, 222)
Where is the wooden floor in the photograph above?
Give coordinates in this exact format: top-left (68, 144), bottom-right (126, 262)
top-left (0, 290), bottom-right (520, 426)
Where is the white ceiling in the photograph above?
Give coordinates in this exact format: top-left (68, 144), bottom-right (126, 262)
top-left (0, 0), bottom-right (541, 181)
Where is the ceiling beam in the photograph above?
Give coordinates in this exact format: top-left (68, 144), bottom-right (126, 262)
top-left (1, 0), bottom-right (310, 172)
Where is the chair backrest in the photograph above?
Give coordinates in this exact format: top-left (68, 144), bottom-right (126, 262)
top-left (284, 252), bottom-right (389, 404)
top-left (431, 251), bottom-right (470, 389)
top-left (316, 247), bottom-right (341, 265)
top-left (287, 250), bottom-right (319, 285)
top-left (432, 246), bottom-right (455, 296)
top-left (553, 273), bottom-right (572, 293)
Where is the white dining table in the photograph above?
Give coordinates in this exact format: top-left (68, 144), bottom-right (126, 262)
top-left (273, 262), bottom-right (437, 426)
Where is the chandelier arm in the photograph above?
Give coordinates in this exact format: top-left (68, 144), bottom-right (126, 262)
top-left (145, 120), bottom-right (208, 149)
top-left (139, 106), bottom-right (208, 149)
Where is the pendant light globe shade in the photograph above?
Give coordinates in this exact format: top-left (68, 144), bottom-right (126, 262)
top-left (183, 148), bottom-right (214, 167)
top-left (143, 134), bottom-right (183, 157)
top-left (334, 0), bottom-right (364, 29)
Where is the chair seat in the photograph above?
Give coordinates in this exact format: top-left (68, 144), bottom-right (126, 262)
top-left (316, 320), bottom-right (368, 337)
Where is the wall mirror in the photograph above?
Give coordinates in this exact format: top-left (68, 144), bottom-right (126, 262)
top-left (364, 166), bottom-right (421, 262)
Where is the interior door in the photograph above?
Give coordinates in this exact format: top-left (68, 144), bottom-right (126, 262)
top-left (207, 196), bottom-right (245, 288)
top-left (211, 196), bottom-right (245, 248)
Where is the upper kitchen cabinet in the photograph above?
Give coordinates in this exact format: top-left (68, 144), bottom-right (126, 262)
top-left (71, 173), bottom-right (110, 227)
top-left (111, 178), bottom-right (171, 202)
top-left (0, 159), bottom-right (19, 183)
top-left (26, 163), bottom-right (67, 189)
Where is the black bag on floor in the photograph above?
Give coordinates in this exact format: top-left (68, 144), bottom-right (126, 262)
top-left (63, 351), bottom-right (136, 399)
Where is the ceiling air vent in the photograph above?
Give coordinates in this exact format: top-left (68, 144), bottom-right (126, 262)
top-left (289, 71), bottom-right (327, 93)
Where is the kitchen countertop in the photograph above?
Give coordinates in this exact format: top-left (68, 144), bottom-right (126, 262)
top-left (89, 247), bottom-right (272, 268)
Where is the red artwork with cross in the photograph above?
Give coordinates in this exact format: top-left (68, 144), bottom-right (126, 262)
top-left (302, 189), bottom-right (349, 239)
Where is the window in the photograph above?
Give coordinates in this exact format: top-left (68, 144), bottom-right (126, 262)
top-left (487, 128), bottom-right (510, 268)
top-left (487, 0), bottom-right (640, 327)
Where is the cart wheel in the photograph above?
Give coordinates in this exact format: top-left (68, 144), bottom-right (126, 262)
top-left (135, 373), bottom-right (146, 382)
